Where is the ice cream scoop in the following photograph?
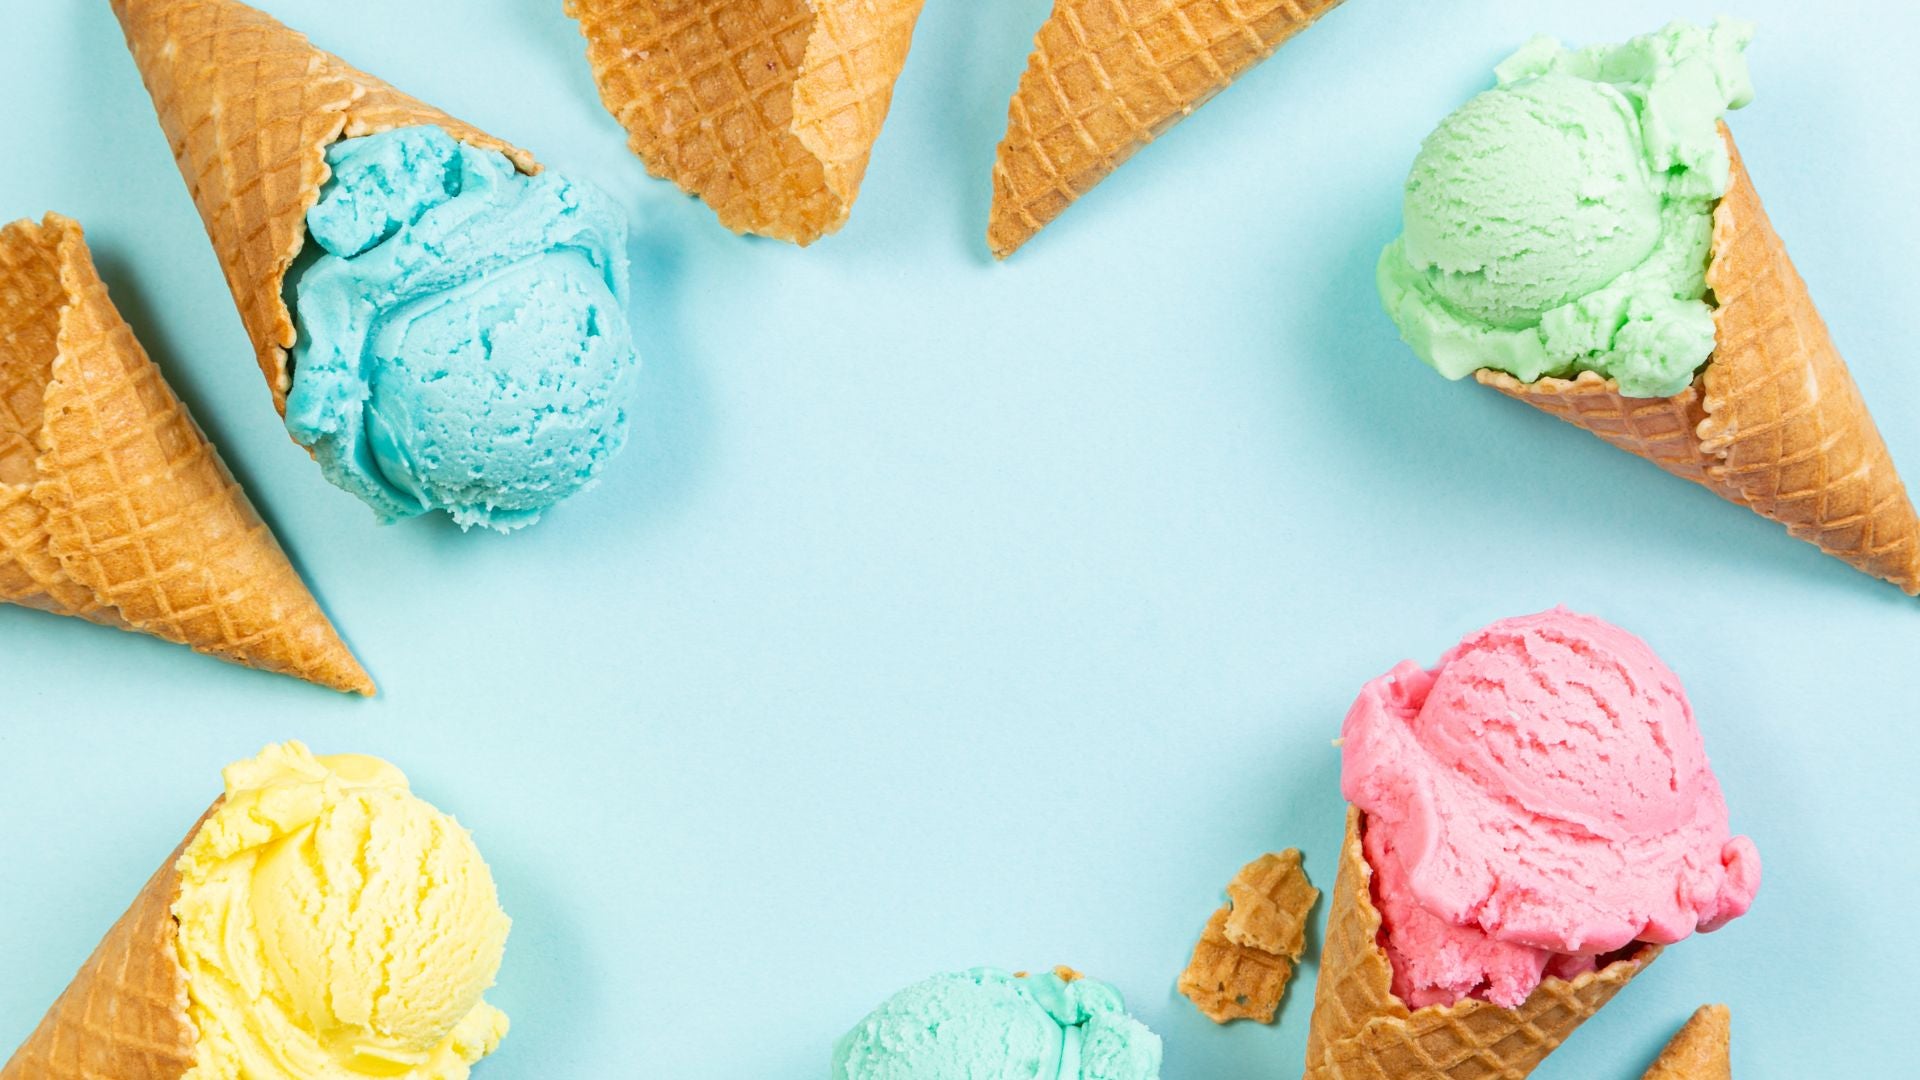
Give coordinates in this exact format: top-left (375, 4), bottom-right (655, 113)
top-left (1378, 19), bottom-right (1753, 397)
top-left (287, 125), bottom-right (640, 531)
top-left (832, 968), bottom-right (1161, 1080)
top-left (172, 742), bottom-right (511, 1078)
top-left (1340, 609), bottom-right (1759, 1009)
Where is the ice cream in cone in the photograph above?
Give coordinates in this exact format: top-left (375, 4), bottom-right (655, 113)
top-left (1379, 19), bottom-right (1920, 594)
top-left (1643, 1005), bottom-right (1733, 1080)
top-left (988, 0), bottom-right (1346, 258)
top-left (565, 0), bottom-right (929, 245)
top-left (0, 213), bottom-right (370, 694)
top-left (111, 0), bottom-right (644, 532)
top-left (1, 743), bottom-right (511, 1080)
top-left (1303, 609), bottom-right (1759, 1079)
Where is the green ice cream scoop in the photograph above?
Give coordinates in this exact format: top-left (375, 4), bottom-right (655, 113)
top-left (1378, 18), bottom-right (1754, 398)
top-left (831, 968), bottom-right (1161, 1080)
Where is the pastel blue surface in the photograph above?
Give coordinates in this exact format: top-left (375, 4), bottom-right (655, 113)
top-left (1, 1), bottom-right (1914, 1076)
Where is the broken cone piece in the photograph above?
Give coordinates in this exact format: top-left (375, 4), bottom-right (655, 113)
top-left (1643, 1005), bottom-right (1733, 1080)
top-left (989, 0), bottom-right (1346, 258)
top-left (566, 0), bottom-right (929, 245)
top-left (1178, 849), bottom-right (1319, 1024)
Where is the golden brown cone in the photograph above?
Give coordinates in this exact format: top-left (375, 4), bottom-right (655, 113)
top-left (0, 805), bottom-right (217, 1080)
top-left (1301, 809), bottom-right (1658, 1080)
top-left (0, 214), bottom-right (372, 694)
top-left (988, 0), bottom-right (1346, 258)
top-left (1481, 129), bottom-right (1920, 595)
top-left (1178, 849), bottom-right (1318, 1023)
top-left (1642, 1005), bottom-right (1732, 1080)
top-left (565, 0), bottom-right (928, 245)
top-left (108, 0), bottom-right (534, 417)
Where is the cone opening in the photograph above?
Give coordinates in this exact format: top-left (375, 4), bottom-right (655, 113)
top-left (1353, 809), bottom-right (1659, 1017)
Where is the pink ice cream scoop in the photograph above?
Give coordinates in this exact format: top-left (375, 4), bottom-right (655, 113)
top-left (1341, 608), bottom-right (1760, 1009)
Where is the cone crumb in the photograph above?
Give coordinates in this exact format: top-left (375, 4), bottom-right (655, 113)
top-left (1178, 849), bottom-right (1318, 1024)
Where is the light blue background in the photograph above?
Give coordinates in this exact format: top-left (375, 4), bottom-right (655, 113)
top-left (1, 0), bottom-right (1914, 1076)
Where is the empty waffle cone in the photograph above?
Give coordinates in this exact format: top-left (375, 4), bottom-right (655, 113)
top-left (0, 214), bottom-right (371, 694)
top-left (0, 804), bottom-right (215, 1080)
top-left (109, 0), bottom-right (535, 418)
top-left (1480, 129), bottom-right (1920, 594)
top-left (565, 0), bottom-right (928, 245)
top-left (1642, 1005), bottom-right (1732, 1080)
top-left (988, 0), bottom-right (1346, 258)
top-left (1301, 808), bottom-right (1658, 1080)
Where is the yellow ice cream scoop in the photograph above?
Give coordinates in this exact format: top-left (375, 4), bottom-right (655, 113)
top-left (172, 742), bottom-right (511, 1080)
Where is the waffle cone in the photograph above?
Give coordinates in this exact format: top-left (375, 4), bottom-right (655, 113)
top-left (988, 0), bottom-right (1345, 258)
top-left (0, 214), bottom-right (371, 694)
top-left (108, 0), bottom-right (535, 417)
top-left (1301, 809), bottom-right (1658, 1080)
top-left (565, 0), bottom-right (928, 245)
top-left (0, 805), bottom-right (217, 1080)
top-left (1642, 1005), bottom-right (1731, 1080)
top-left (1480, 129), bottom-right (1920, 594)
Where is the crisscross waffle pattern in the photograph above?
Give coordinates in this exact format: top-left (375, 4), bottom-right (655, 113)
top-left (989, 0), bottom-right (1345, 258)
top-left (109, 0), bottom-right (532, 415)
top-left (1642, 1004), bottom-right (1731, 1080)
top-left (1482, 131), bottom-right (1920, 594)
top-left (0, 214), bottom-right (371, 694)
top-left (1302, 809), bottom-right (1657, 1080)
top-left (565, 0), bottom-right (927, 244)
top-left (1179, 849), bottom-right (1318, 1023)
top-left (0, 808), bottom-right (211, 1080)
top-left (0, 221), bottom-right (123, 623)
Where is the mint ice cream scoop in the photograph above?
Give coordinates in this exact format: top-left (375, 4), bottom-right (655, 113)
top-left (831, 968), bottom-right (1161, 1080)
top-left (1378, 19), bottom-right (1754, 398)
top-left (287, 126), bottom-right (640, 531)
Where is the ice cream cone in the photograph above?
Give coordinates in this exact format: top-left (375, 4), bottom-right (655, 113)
top-left (1480, 128), bottom-right (1920, 595)
top-left (1642, 1005), bottom-right (1732, 1080)
top-left (565, 0), bottom-right (928, 245)
top-left (108, 0), bottom-right (535, 417)
top-left (988, 0), bottom-right (1345, 259)
top-left (1301, 808), bottom-right (1658, 1080)
top-left (0, 214), bottom-right (371, 694)
top-left (0, 805), bottom-right (214, 1080)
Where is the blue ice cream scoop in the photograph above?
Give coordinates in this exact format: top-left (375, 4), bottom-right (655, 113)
top-left (287, 126), bottom-right (640, 532)
top-left (831, 968), bottom-right (1162, 1080)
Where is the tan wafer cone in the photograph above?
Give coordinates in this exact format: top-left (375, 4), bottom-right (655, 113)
top-left (109, 0), bottom-right (535, 417)
top-left (0, 805), bottom-right (216, 1080)
top-left (565, 0), bottom-right (928, 245)
top-left (0, 214), bottom-right (372, 694)
top-left (988, 0), bottom-right (1346, 259)
top-left (1302, 808), bottom-right (1658, 1080)
top-left (1480, 129), bottom-right (1920, 594)
top-left (1642, 1005), bottom-right (1732, 1080)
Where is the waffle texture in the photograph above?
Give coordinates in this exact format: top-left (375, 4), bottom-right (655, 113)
top-left (0, 215), bottom-right (371, 694)
top-left (566, 0), bottom-right (927, 244)
top-left (1301, 808), bottom-right (1657, 1080)
top-left (1179, 849), bottom-right (1319, 1024)
top-left (1642, 1005), bottom-right (1732, 1080)
top-left (0, 807), bottom-right (214, 1080)
top-left (989, 0), bottom-right (1345, 258)
top-left (109, 0), bottom-right (534, 417)
top-left (1482, 129), bottom-right (1920, 594)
